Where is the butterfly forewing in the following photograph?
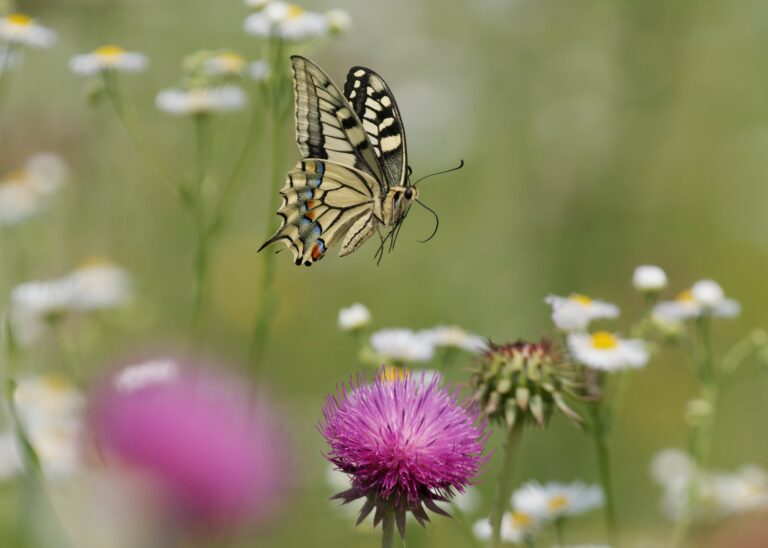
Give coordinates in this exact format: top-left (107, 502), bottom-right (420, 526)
top-left (343, 66), bottom-right (408, 189)
top-left (291, 56), bottom-right (384, 183)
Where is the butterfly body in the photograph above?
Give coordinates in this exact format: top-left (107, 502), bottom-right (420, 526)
top-left (259, 56), bottom-right (414, 266)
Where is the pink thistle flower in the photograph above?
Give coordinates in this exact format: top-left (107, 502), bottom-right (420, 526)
top-left (321, 370), bottom-right (488, 537)
top-left (90, 356), bottom-right (291, 528)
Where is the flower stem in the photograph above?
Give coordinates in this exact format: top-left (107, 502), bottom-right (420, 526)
top-left (191, 114), bottom-right (212, 339)
top-left (490, 421), bottom-right (524, 548)
top-left (381, 511), bottom-right (395, 548)
top-left (248, 39), bottom-right (287, 369)
top-left (555, 518), bottom-right (566, 547)
top-left (589, 401), bottom-right (618, 546)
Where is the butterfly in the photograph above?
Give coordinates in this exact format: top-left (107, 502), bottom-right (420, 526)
top-left (258, 56), bottom-right (420, 266)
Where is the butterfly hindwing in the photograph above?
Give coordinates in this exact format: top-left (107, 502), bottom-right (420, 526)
top-left (258, 159), bottom-right (379, 266)
top-left (343, 66), bottom-right (408, 189)
top-left (291, 56), bottom-right (384, 183)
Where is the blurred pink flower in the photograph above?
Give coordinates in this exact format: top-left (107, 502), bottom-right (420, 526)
top-left (90, 356), bottom-right (290, 527)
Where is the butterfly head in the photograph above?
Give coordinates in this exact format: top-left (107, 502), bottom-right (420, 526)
top-left (383, 185), bottom-right (418, 225)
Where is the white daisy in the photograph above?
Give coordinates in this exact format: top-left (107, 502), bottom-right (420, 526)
top-left (244, 2), bottom-right (328, 42)
top-left (0, 13), bottom-right (57, 48)
top-left (545, 293), bottom-right (619, 332)
top-left (419, 325), bottom-right (488, 353)
top-left (632, 265), bottom-right (667, 292)
top-left (10, 277), bottom-right (79, 345)
top-left (155, 85), bottom-right (247, 115)
top-left (202, 51), bottom-right (246, 76)
top-left (653, 280), bottom-right (740, 321)
top-left (713, 465), bottom-right (768, 516)
top-left (325, 9), bottom-right (352, 34)
top-left (650, 449), bottom-right (694, 487)
top-left (370, 328), bottom-right (434, 363)
top-left (473, 511), bottom-right (537, 544)
top-left (68, 258), bottom-right (133, 311)
top-left (14, 375), bottom-right (85, 479)
top-left (0, 153), bottom-right (69, 226)
top-left (248, 59), bottom-right (271, 81)
top-left (337, 303), bottom-right (371, 331)
top-left (512, 481), bottom-right (604, 521)
top-left (567, 331), bottom-right (648, 371)
top-left (69, 45), bottom-right (147, 76)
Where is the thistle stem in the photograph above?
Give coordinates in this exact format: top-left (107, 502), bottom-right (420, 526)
top-left (381, 512), bottom-right (395, 548)
top-left (589, 401), bottom-right (618, 546)
top-left (490, 421), bottom-right (524, 548)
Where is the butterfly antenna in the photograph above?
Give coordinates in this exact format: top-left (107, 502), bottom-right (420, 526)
top-left (415, 199), bottom-right (439, 243)
top-left (412, 159), bottom-right (464, 187)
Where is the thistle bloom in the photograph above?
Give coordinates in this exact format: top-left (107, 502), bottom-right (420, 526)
top-left (419, 325), bottom-right (489, 354)
top-left (653, 279), bottom-right (740, 321)
top-left (155, 86), bottom-right (247, 116)
top-left (321, 371), bottom-right (487, 536)
top-left (370, 328), bottom-right (435, 363)
top-left (338, 303), bottom-right (371, 332)
top-left (69, 45), bottom-right (148, 75)
top-left (633, 265), bottom-right (668, 292)
top-left (512, 481), bottom-right (604, 521)
top-left (568, 331), bottom-right (648, 371)
top-left (473, 511), bottom-right (537, 544)
top-left (91, 356), bottom-right (290, 525)
top-left (0, 13), bottom-right (57, 48)
top-left (545, 294), bottom-right (619, 332)
top-left (244, 2), bottom-right (328, 42)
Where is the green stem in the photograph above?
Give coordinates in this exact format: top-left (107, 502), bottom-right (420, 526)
top-left (554, 518), bottom-right (565, 547)
top-left (248, 40), bottom-right (287, 368)
top-left (381, 511), bottom-right (395, 548)
top-left (191, 115), bottom-right (212, 339)
top-left (490, 421), bottom-right (524, 548)
top-left (589, 401), bottom-right (618, 546)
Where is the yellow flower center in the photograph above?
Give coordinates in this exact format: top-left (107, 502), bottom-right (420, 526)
top-left (42, 374), bottom-right (74, 392)
top-left (591, 331), bottom-right (618, 350)
top-left (287, 4), bottom-right (304, 18)
top-left (3, 169), bottom-right (27, 185)
top-left (95, 45), bottom-right (126, 59)
top-left (506, 511), bottom-right (532, 528)
top-left (383, 366), bottom-right (409, 383)
top-left (7, 13), bottom-right (32, 26)
top-left (218, 52), bottom-right (245, 72)
top-left (79, 255), bottom-right (112, 268)
top-left (548, 494), bottom-right (569, 511)
top-left (569, 293), bottom-right (593, 306)
top-left (676, 289), bottom-right (695, 302)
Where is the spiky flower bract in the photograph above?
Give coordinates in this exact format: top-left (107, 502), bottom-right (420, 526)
top-left (321, 370), bottom-right (488, 537)
top-left (470, 340), bottom-right (583, 430)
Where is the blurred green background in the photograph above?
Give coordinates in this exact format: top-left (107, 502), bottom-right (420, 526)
top-left (2, 0), bottom-right (768, 546)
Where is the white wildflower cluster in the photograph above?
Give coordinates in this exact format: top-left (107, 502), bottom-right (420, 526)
top-left (0, 153), bottom-right (69, 226)
top-left (545, 289), bottom-right (648, 372)
top-left (651, 449), bottom-right (768, 522)
top-left (653, 278), bottom-right (740, 323)
top-left (10, 259), bottom-right (133, 345)
top-left (243, 1), bottom-right (352, 42)
top-left (0, 375), bottom-right (85, 479)
top-left (474, 481), bottom-right (603, 544)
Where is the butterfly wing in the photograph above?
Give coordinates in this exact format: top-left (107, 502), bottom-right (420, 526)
top-left (291, 56), bottom-right (385, 185)
top-left (343, 66), bottom-right (408, 189)
top-left (257, 160), bottom-right (379, 266)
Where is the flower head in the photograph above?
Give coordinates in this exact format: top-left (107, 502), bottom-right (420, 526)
top-left (70, 45), bottom-right (147, 75)
top-left (202, 51), bottom-right (246, 76)
top-left (0, 13), bottom-right (56, 48)
top-left (567, 331), bottom-right (648, 371)
top-left (370, 328), bottom-right (434, 363)
top-left (10, 276), bottom-right (79, 345)
top-left (419, 326), bottom-right (488, 354)
top-left (545, 293), bottom-right (619, 332)
top-left (338, 303), bottom-right (371, 332)
top-left (653, 279), bottom-right (740, 321)
top-left (473, 511), bottom-right (537, 544)
top-left (91, 356), bottom-right (290, 526)
top-left (0, 153), bottom-right (69, 226)
top-left (69, 257), bottom-right (133, 311)
top-left (321, 371), bottom-right (487, 536)
top-left (512, 481), bottom-right (603, 521)
top-left (325, 9), bottom-right (352, 34)
top-left (155, 85), bottom-right (246, 116)
top-left (470, 340), bottom-right (582, 429)
top-left (244, 2), bottom-right (328, 42)
top-left (633, 265), bottom-right (668, 292)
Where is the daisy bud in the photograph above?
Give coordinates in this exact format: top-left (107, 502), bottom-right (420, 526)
top-left (337, 303), bottom-right (371, 332)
